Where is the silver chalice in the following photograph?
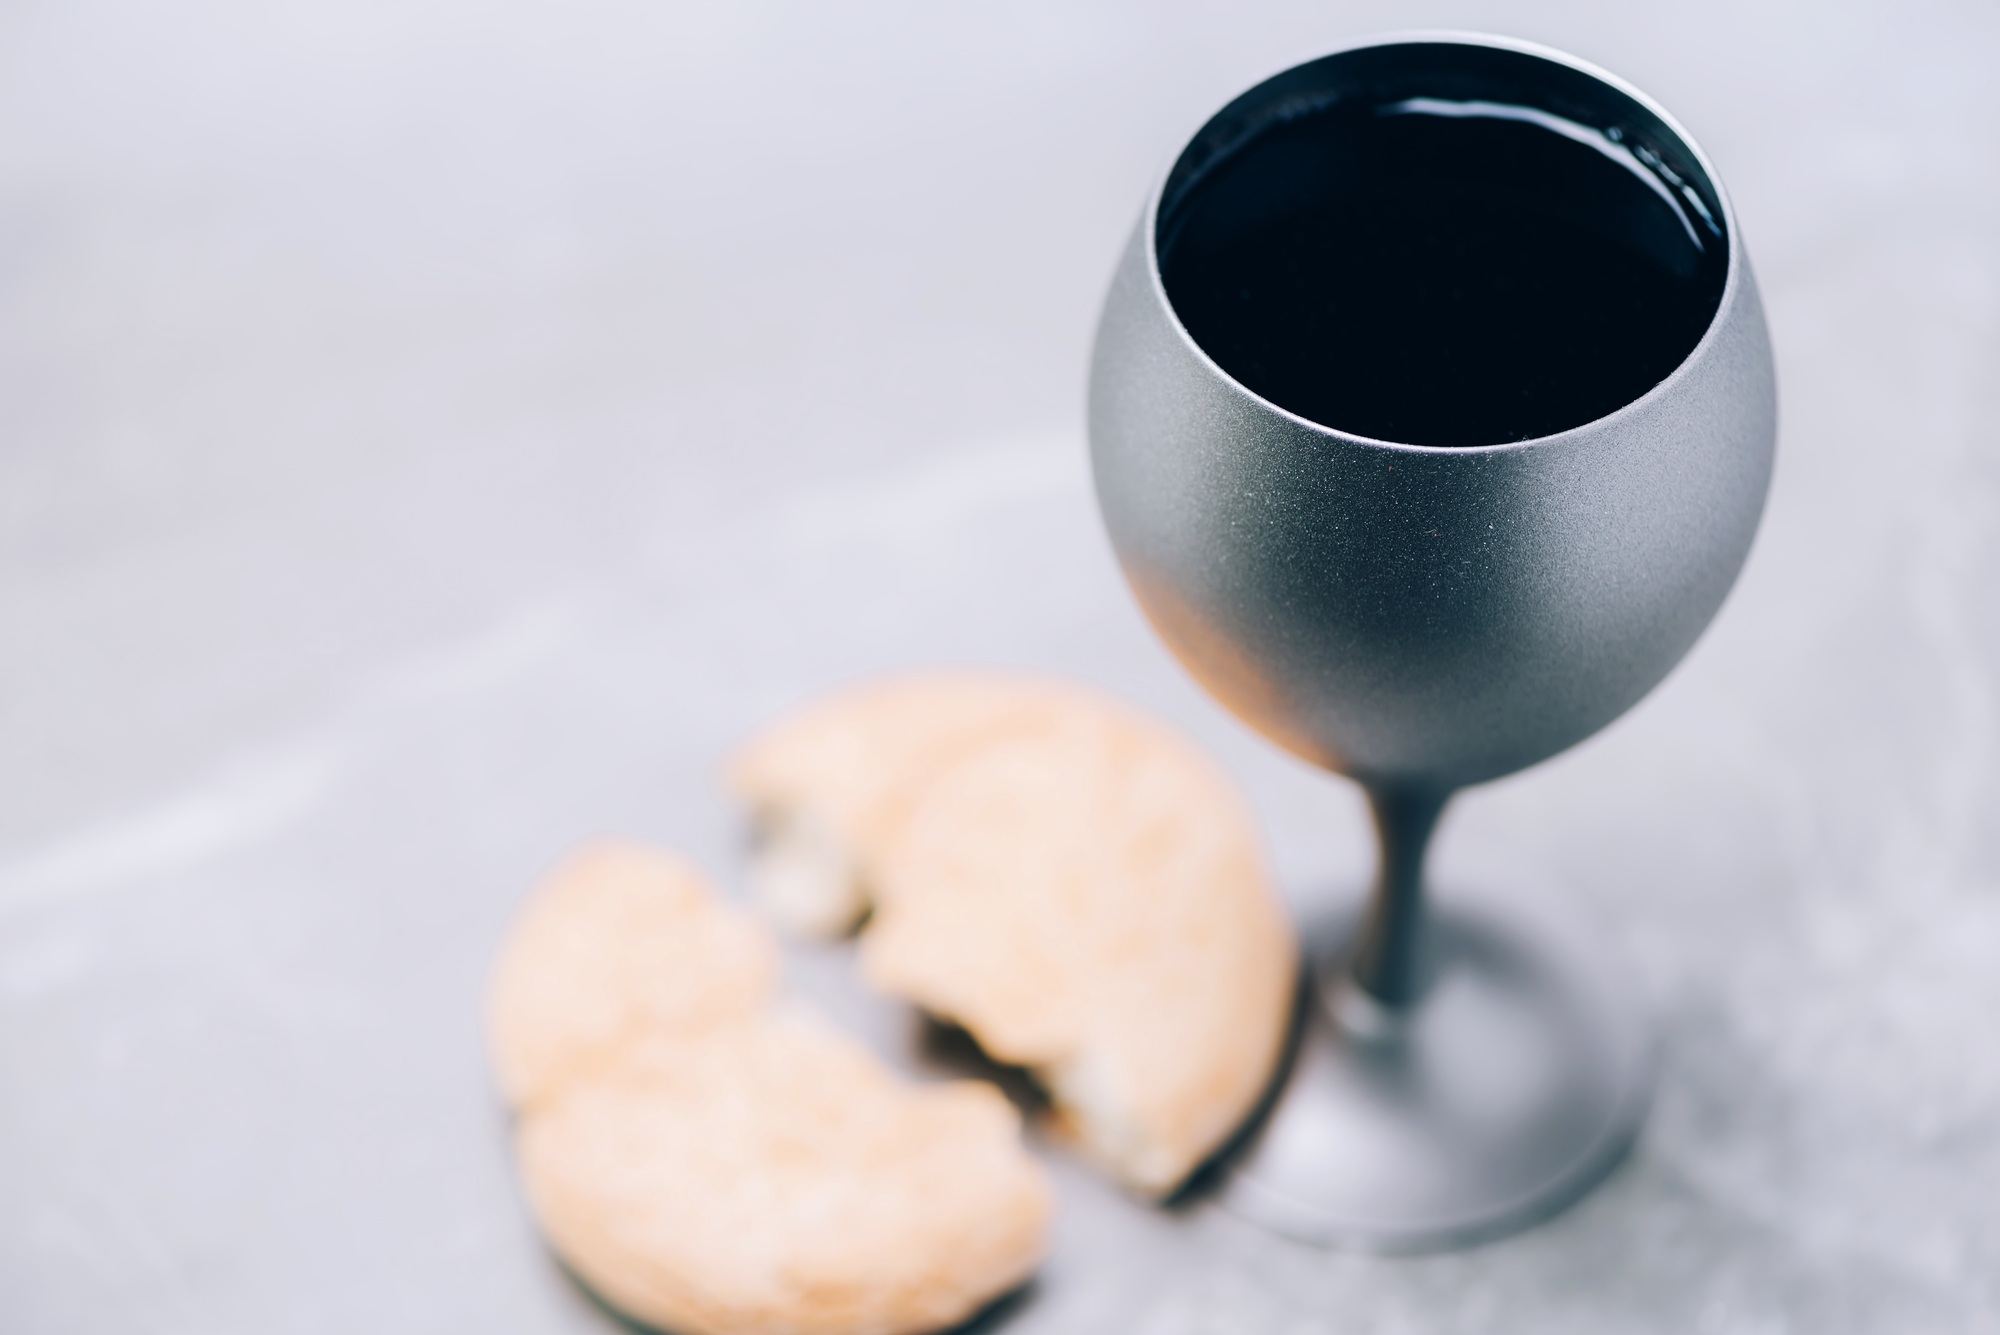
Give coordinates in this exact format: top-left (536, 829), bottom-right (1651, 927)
top-left (1088, 34), bottom-right (1775, 1248)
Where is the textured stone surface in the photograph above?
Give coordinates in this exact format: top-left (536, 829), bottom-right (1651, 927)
top-left (1, 0), bottom-right (1996, 1331)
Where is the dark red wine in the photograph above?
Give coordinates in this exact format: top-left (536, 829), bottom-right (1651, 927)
top-left (1158, 98), bottom-right (1727, 446)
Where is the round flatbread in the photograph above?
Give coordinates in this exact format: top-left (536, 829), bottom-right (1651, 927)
top-left (486, 842), bottom-right (1052, 1335)
top-left (729, 675), bottom-right (1297, 1197)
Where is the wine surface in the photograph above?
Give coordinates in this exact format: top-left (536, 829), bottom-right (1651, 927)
top-left (1158, 99), bottom-right (1728, 446)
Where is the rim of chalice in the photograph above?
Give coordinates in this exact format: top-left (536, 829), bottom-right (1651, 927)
top-left (1143, 30), bottom-right (1746, 458)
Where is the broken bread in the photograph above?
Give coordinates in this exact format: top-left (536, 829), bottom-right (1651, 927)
top-left (486, 841), bottom-right (1053, 1335)
top-left (729, 675), bottom-right (1298, 1197)
top-left (486, 842), bottom-right (777, 1110)
top-left (725, 673), bottom-right (1057, 936)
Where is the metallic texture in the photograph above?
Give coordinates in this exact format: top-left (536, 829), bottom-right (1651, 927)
top-left (1088, 33), bottom-right (1776, 1249)
top-left (1243, 898), bottom-right (1654, 1251)
top-left (1089, 36), bottom-right (1775, 792)
top-left (1348, 787), bottom-right (1447, 1007)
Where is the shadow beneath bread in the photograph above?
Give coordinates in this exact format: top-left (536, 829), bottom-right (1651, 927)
top-left (913, 1014), bottom-right (1052, 1119)
top-left (944, 1280), bottom-right (1040, 1334)
top-left (558, 1256), bottom-right (1039, 1335)
top-left (1158, 945), bottom-right (1314, 1213)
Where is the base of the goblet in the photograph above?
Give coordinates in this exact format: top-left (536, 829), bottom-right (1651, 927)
top-left (1221, 895), bottom-right (1651, 1251)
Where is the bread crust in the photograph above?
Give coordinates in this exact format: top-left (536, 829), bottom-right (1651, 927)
top-left (486, 842), bottom-right (777, 1110)
top-left (725, 675), bottom-right (1062, 936)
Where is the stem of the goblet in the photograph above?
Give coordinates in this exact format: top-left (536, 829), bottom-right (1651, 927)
top-left (1348, 785), bottom-right (1452, 1008)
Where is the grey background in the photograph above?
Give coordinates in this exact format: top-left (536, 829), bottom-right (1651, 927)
top-left (1, 0), bottom-right (1996, 1331)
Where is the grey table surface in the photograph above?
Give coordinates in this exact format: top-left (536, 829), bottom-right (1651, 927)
top-left (2, 0), bottom-right (1997, 1331)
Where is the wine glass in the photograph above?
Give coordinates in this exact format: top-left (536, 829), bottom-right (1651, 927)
top-left (1088, 33), bottom-right (1775, 1249)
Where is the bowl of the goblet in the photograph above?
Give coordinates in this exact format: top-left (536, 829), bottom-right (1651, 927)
top-left (1088, 34), bottom-right (1776, 790)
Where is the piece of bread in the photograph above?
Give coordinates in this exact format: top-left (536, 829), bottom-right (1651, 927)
top-left (486, 841), bottom-right (1053, 1335)
top-left (725, 674), bottom-right (1057, 937)
top-left (487, 842), bottom-right (777, 1111)
top-left (727, 675), bottom-right (1298, 1197)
